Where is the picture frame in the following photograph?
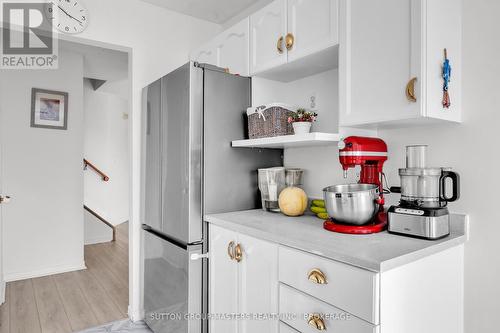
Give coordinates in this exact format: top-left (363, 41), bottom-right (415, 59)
top-left (31, 88), bottom-right (69, 130)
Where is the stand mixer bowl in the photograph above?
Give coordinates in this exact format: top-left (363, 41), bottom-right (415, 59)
top-left (323, 184), bottom-right (380, 225)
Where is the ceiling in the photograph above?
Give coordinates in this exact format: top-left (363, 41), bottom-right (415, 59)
top-left (140, 0), bottom-right (270, 24)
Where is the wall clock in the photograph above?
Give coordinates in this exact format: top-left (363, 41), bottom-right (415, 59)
top-left (46, 0), bottom-right (89, 34)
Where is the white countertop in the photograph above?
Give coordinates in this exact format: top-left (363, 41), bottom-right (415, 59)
top-left (205, 209), bottom-right (468, 272)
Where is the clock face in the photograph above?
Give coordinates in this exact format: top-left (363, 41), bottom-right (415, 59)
top-left (46, 0), bottom-right (89, 34)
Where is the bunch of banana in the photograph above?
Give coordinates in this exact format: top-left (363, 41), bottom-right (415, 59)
top-left (310, 199), bottom-right (329, 220)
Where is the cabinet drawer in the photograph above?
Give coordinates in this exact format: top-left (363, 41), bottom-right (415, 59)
top-left (279, 246), bottom-right (379, 324)
top-left (280, 321), bottom-right (300, 333)
top-left (280, 284), bottom-right (377, 333)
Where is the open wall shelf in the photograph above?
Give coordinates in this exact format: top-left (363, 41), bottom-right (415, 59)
top-left (231, 132), bottom-right (341, 149)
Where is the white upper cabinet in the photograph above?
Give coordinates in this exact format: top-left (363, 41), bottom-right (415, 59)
top-left (339, 0), bottom-right (462, 127)
top-left (190, 18), bottom-right (250, 76)
top-left (250, 0), bottom-right (288, 74)
top-left (191, 43), bottom-right (217, 67)
top-left (217, 18), bottom-right (250, 76)
top-left (287, 0), bottom-right (339, 62)
top-left (250, 0), bottom-right (339, 78)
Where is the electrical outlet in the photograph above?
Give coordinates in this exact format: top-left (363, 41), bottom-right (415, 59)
top-left (309, 92), bottom-right (318, 110)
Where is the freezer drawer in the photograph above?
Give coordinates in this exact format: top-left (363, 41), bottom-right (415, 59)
top-left (143, 225), bottom-right (203, 333)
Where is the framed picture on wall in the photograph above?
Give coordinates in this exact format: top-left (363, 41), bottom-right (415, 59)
top-left (31, 88), bottom-right (69, 130)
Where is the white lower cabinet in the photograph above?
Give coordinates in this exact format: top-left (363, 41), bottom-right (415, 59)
top-left (280, 284), bottom-right (378, 333)
top-left (280, 321), bottom-right (300, 333)
top-left (209, 224), bottom-right (464, 333)
top-left (209, 225), bottom-right (278, 333)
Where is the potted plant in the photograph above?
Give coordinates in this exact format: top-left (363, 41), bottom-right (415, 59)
top-left (287, 108), bottom-right (318, 135)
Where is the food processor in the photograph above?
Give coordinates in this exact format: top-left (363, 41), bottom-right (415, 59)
top-left (388, 145), bottom-right (460, 239)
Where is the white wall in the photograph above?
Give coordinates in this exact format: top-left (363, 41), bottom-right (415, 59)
top-left (252, 70), bottom-right (353, 197)
top-left (0, 50), bottom-right (85, 281)
top-left (378, 1), bottom-right (500, 331)
top-left (84, 79), bottom-right (130, 228)
top-left (69, 0), bottom-right (221, 320)
top-left (84, 209), bottom-right (113, 245)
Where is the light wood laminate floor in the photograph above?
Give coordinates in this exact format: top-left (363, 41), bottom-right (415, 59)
top-left (0, 222), bottom-right (129, 333)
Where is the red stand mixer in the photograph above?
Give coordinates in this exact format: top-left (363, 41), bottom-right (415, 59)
top-left (323, 136), bottom-right (389, 234)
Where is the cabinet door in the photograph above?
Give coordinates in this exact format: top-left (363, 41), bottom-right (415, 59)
top-left (191, 43), bottom-right (217, 66)
top-left (339, 0), bottom-right (421, 126)
top-left (250, 0), bottom-right (288, 74)
top-left (217, 18), bottom-right (250, 76)
top-left (209, 225), bottom-right (238, 333)
top-left (287, 0), bottom-right (339, 62)
top-left (238, 233), bottom-right (279, 333)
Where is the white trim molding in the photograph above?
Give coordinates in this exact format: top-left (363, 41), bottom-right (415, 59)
top-left (4, 262), bottom-right (87, 282)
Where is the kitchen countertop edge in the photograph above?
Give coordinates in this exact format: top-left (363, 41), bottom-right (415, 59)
top-left (205, 210), bottom-right (469, 273)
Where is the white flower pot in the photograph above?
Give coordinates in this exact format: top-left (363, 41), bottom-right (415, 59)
top-left (292, 122), bottom-right (312, 135)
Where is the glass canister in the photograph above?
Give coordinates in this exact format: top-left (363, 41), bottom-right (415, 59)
top-left (285, 168), bottom-right (304, 187)
top-left (258, 167), bottom-right (286, 212)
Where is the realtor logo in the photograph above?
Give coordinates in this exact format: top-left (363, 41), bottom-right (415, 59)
top-left (1, 1), bottom-right (58, 69)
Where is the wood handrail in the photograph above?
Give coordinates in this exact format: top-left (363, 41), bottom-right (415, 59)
top-left (83, 159), bottom-right (109, 181)
top-left (84, 205), bottom-right (116, 241)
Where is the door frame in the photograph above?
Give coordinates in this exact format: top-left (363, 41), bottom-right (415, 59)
top-left (0, 31), bottom-right (137, 314)
top-left (0, 79), bottom-right (4, 305)
top-left (58, 34), bottom-right (138, 319)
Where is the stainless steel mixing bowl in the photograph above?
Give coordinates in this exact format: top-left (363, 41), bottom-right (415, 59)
top-left (323, 184), bottom-right (380, 225)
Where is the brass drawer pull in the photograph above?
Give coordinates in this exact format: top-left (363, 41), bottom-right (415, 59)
top-left (308, 269), bottom-right (327, 285)
top-left (227, 241), bottom-right (235, 260)
top-left (234, 243), bottom-right (243, 262)
top-left (308, 314), bottom-right (326, 331)
top-left (277, 36), bottom-right (284, 54)
top-left (406, 77), bottom-right (417, 102)
top-left (285, 33), bottom-right (295, 50)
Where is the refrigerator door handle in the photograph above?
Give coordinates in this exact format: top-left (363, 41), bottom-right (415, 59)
top-left (142, 224), bottom-right (204, 250)
top-left (142, 224), bottom-right (188, 250)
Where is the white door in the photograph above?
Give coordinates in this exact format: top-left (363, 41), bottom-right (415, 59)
top-left (287, 0), bottom-right (339, 62)
top-left (238, 233), bottom-right (279, 333)
top-left (250, 0), bottom-right (288, 74)
top-left (191, 43), bottom-right (218, 66)
top-left (217, 18), bottom-right (250, 76)
top-left (339, 0), bottom-right (421, 126)
top-left (209, 225), bottom-right (238, 333)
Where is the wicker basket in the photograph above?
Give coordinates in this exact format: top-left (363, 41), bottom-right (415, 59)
top-left (247, 103), bottom-right (295, 139)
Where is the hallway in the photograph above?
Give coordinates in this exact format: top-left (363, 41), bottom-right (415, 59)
top-left (0, 223), bottom-right (129, 333)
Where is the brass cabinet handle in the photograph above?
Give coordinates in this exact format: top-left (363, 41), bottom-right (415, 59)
top-left (285, 33), bottom-right (295, 50)
top-left (406, 77), bottom-right (418, 102)
top-left (308, 314), bottom-right (326, 331)
top-left (308, 269), bottom-right (327, 285)
top-left (277, 36), bottom-right (284, 54)
top-left (227, 241), bottom-right (235, 260)
top-left (234, 243), bottom-right (243, 262)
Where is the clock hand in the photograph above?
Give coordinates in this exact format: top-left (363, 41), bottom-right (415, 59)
top-left (52, 2), bottom-right (83, 25)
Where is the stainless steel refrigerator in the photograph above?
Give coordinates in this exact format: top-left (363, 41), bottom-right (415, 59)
top-left (142, 62), bottom-right (283, 333)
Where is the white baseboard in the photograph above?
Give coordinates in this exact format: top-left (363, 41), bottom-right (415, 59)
top-left (4, 262), bottom-right (87, 282)
top-left (85, 235), bottom-right (113, 245)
